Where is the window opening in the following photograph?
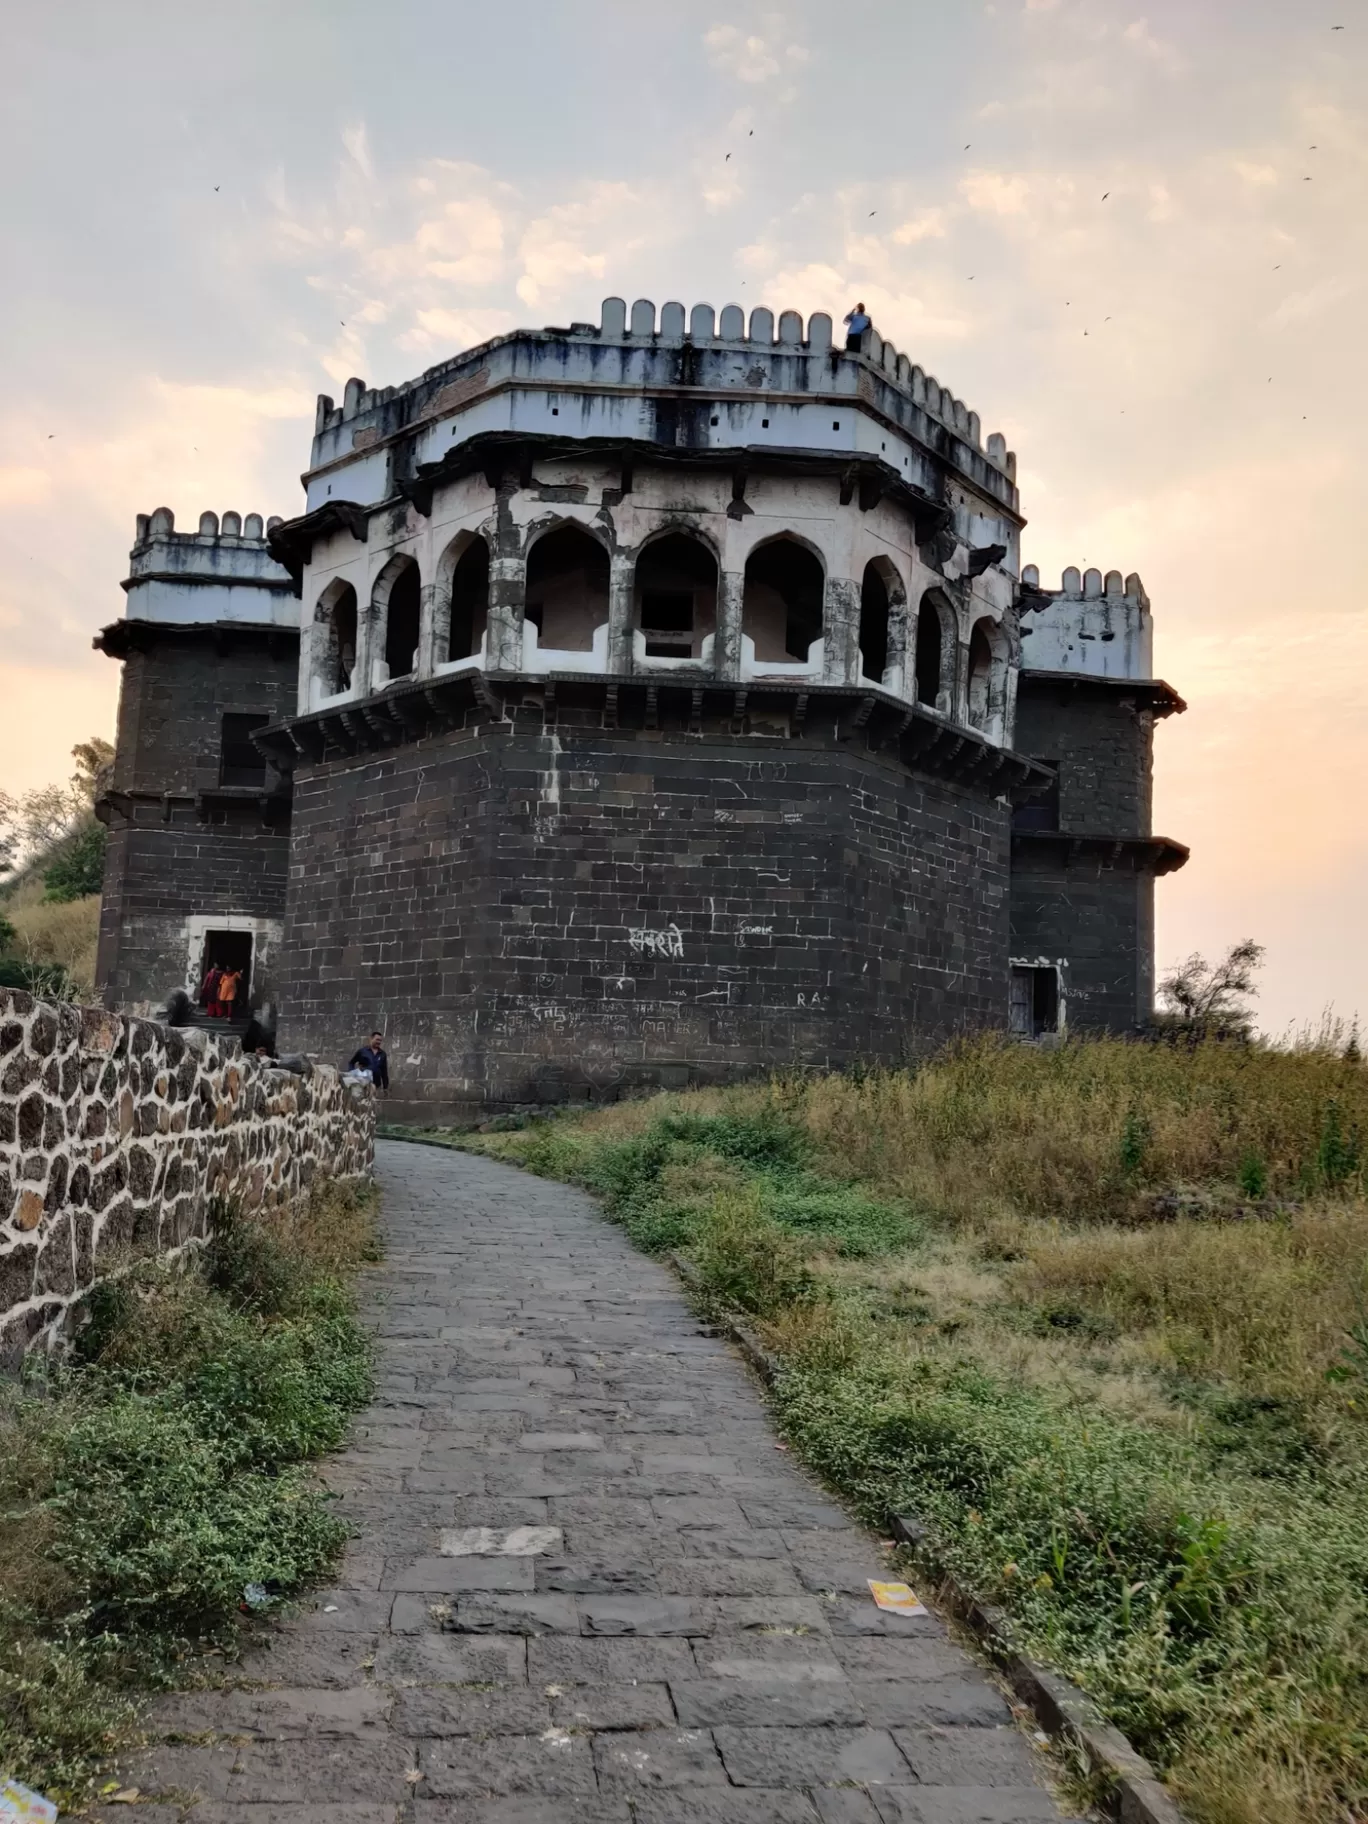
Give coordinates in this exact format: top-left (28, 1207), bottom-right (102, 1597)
top-left (447, 540), bottom-right (489, 661)
top-left (384, 561), bottom-right (421, 679)
top-left (742, 538), bottom-right (824, 664)
top-left (1009, 965), bottom-right (1060, 1038)
top-left (967, 621), bottom-right (994, 729)
top-left (914, 596), bottom-right (943, 705)
top-left (1012, 761), bottom-right (1060, 833)
top-left (526, 525), bottom-right (610, 651)
top-left (858, 562), bottom-right (891, 684)
top-left (635, 535), bottom-right (718, 661)
top-left (219, 713), bottom-right (270, 788)
top-left (319, 582), bottom-right (358, 694)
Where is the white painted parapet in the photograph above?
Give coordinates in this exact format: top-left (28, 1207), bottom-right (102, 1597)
top-left (1018, 566), bottom-right (1152, 680)
top-left (124, 506), bottom-right (297, 630)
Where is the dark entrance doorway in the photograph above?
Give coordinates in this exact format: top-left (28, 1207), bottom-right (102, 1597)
top-left (199, 930), bottom-right (253, 1018)
top-left (1009, 964), bottom-right (1060, 1038)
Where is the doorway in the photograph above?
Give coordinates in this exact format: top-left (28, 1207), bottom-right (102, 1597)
top-left (199, 930), bottom-right (253, 1016)
top-left (1009, 963), bottom-right (1060, 1038)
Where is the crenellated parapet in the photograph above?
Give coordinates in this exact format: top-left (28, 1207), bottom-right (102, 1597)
top-left (1018, 565), bottom-right (1152, 682)
top-left (304, 296), bottom-right (1017, 515)
top-left (118, 507), bottom-right (298, 633)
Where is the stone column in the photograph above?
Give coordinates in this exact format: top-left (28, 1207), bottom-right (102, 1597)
top-left (885, 589), bottom-right (911, 698)
top-left (823, 576), bottom-right (861, 685)
top-left (608, 553), bottom-right (635, 674)
top-left (416, 580), bottom-right (442, 678)
top-left (714, 571), bottom-right (744, 681)
top-left (356, 591), bottom-right (382, 695)
top-left (487, 556), bottom-right (526, 671)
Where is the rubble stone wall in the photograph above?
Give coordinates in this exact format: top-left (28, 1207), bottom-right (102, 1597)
top-left (0, 989), bottom-right (374, 1367)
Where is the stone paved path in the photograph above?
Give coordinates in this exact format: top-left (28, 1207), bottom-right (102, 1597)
top-left (112, 1139), bottom-right (1079, 1823)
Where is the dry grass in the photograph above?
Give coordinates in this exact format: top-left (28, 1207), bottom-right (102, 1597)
top-left (3, 882), bottom-right (100, 996)
top-left (253, 1173), bottom-right (383, 1279)
top-left (797, 1037), bottom-right (1367, 1221)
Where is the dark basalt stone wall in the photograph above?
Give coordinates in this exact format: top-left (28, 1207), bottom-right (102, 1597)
top-left (278, 717), bottom-right (1011, 1122)
top-left (96, 632), bottom-right (298, 1011)
top-left (1010, 676), bottom-right (1158, 1030)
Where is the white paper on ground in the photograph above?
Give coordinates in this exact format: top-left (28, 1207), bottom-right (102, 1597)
top-left (440, 1525), bottom-right (563, 1557)
top-left (0, 1778), bottom-right (59, 1822)
top-left (867, 1578), bottom-right (927, 1616)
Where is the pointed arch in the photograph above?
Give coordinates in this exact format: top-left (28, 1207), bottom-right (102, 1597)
top-left (525, 522), bottom-right (610, 651)
top-left (312, 578), bottom-right (358, 699)
top-left (858, 556), bottom-right (907, 686)
top-left (634, 529), bottom-right (719, 659)
top-left (915, 587), bottom-right (955, 711)
top-left (373, 552), bottom-right (421, 683)
top-left (966, 614), bottom-right (1010, 741)
top-left (743, 535), bottom-right (825, 664)
top-left (434, 531), bottom-right (490, 664)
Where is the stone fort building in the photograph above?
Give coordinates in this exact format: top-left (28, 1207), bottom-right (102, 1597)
top-left (95, 296), bottom-right (1187, 1121)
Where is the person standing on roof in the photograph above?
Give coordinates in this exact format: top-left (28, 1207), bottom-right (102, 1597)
top-left (844, 302), bottom-right (871, 351)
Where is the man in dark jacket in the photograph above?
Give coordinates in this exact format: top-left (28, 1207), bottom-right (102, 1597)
top-left (347, 1031), bottom-right (390, 1090)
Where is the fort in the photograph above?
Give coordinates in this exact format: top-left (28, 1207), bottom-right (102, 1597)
top-left (94, 297), bottom-right (1187, 1123)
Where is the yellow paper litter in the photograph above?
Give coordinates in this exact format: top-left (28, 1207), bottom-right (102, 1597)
top-left (0, 1778), bottom-right (59, 1822)
top-left (868, 1579), bottom-right (926, 1616)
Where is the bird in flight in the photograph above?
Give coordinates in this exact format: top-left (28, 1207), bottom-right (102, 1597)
top-left (869, 210), bottom-right (877, 217)
top-left (725, 152), bottom-right (731, 161)
top-left (1102, 192), bottom-right (1110, 200)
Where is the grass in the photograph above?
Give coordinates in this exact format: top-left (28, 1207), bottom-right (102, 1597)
top-left (442, 1037), bottom-right (1368, 1824)
top-left (0, 881), bottom-right (100, 999)
top-left (0, 1175), bottom-right (378, 1809)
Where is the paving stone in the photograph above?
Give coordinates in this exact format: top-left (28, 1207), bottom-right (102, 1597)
top-left (716, 1724), bottom-right (912, 1788)
top-left (591, 1726), bottom-right (727, 1788)
top-left (870, 1789), bottom-right (1075, 1823)
top-left (102, 1144), bottom-right (1066, 1822)
top-left (229, 1737), bottom-right (420, 1803)
top-left (371, 1633), bottom-right (528, 1686)
top-left (227, 1636), bottom-right (380, 1689)
top-left (421, 1732), bottom-right (597, 1797)
top-left (812, 1793), bottom-right (885, 1823)
top-left (829, 1638), bottom-right (983, 1680)
top-left (189, 1809), bottom-right (400, 1824)
top-left (691, 1633), bottom-right (847, 1682)
top-left (383, 1555), bottom-right (537, 1592)
top-left (671, 1676), bottom-right (866, 1727)
top-left (145, 1685), bottom-right (392, 1739)
top-left (528, 1635), bottom-right (698, 1685)
top-left (630, 1791), bottom-right (822, 1823)
top-left (451, 1592), bottom-right (580, 1634)
top-left (412, 1803), bottom-right (630, 1823)
top-left (393, 1688), bottom-right (553, 1735)
top-left (891, 1725), bottom-right (1044, 1786)
top-left (548, 1681), bottom-right (676, 1730)
top-left (577, 1594), bottom-right (713, 1636)
top-left (852, 1681), bottom-right (1013, 1729)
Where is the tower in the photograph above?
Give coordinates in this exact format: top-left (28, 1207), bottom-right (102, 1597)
top-left (94, 508), bottom-right (299, 1019)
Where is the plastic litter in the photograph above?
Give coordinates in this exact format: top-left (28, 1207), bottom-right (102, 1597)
top-left (868, 1578), bottom-right (927, 1616)
top-left (242, 1582), bottom-right (272, 1610)
top-left (0, 1778), bottom-right (59, 1821)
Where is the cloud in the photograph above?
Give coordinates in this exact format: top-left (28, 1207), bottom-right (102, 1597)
top-left (703, 22), bottom-right (808, 83)
top-left (517, 183), bottom-right (649, 308)
top-left (341, 122), bottom-right (374, 180)
top-left (960, 170), bottom-right (1036, 217)
top-left (892, 209), bottom-right (949, 245)
top-left (1268, 276), bottom-right (1355, 326)
top-left (0, 467), bottom-right (54, 508)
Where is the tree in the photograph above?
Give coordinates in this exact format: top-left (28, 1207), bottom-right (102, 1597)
top-left (1, 736), bottom-right (114, 887)
top-left (43, 820), bottom-right (106, 902)
top-left (1158, 939), bottom-right (1264, 1035)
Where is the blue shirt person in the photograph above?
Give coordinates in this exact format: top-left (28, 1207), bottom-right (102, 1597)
top-left (844, 302), bottom-right (871, 350)
top-left (347, 1031), bottom-right (390, 1090)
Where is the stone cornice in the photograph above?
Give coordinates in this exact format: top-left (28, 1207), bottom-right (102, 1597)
top-left (252, 669), bottom-right (1052, 804)
top-left (1011, 829), bottom-right (1189, 875)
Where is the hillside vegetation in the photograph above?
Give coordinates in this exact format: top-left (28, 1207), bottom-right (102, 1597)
top-left (444, 1036), bottom-right (1368, 1824)
top-left (0, 1178), bottom-right (378, 1809)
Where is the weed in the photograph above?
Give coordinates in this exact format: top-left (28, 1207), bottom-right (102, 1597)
top-left (0, 1178), bottom-right (376, 1806)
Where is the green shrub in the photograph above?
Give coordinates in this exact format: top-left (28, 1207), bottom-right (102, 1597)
top-left (0, 1184), bottom-right (374, 1805)
top-left (41, 820), bottom-right (106, 903)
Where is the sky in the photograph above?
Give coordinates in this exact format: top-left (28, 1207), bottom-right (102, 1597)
top-left (1, 0), bottom-right (1363, 1035)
